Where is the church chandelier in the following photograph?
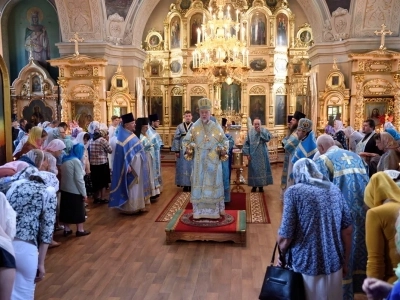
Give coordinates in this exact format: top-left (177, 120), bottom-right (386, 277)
top-left (192, 0), bottom-right (250, 85)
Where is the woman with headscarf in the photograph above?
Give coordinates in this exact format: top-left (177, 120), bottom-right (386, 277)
top-left (18, 149), bottom-right (44, 169)
top-left (6, 168), bottom-right (58, 299)
top-left (89, 127), bottom-right (112, 204)
top-left (385, 128), bottom-right (400, 147)
top-left (74, 132), bottom-right (92, 197)
top-left (344, 126), bottom-right (364, 152)
top-left (75, 132), bottom-right (91, 175)
top-left (59, 143), bottom-right (90, 237)
top-left (363, 172), bottom-right (400, 284)
top-left (88, 121), bottom-right (100, 139)
top-left (0, 192), bottom-right (16, 300)
top-left (278, 158), bottom-right (353, 299)
top-left (374, 132), bottom-right (400, 172)
top-left (14, 126), bottom-right (46, 159)
top-left (42, 139), bottom-right (66, 175)
top-left (333, 120), bottom-right (348, 150)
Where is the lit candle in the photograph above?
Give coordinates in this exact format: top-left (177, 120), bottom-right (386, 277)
top-left (236, 10), bottom-right (239, 22)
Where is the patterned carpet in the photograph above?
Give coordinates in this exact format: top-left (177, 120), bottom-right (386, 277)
top-left (156, 192), bottom-right (270, 224)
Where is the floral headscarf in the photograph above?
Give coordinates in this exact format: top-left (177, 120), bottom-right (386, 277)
top-left (292, 158), bottom-right (331, 189)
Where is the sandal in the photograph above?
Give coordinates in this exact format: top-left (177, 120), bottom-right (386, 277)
top-left (63, 230), bottom-right (72, 237)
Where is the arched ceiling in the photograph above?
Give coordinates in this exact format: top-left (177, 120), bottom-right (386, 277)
top-left (1, 0), bottom-right (400, 48)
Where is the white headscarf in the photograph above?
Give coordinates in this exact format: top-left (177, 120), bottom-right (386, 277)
top-left (42, 121), bottom-right (51, 128)
top-left (23, 149), bottom-right (44, 168)
top-left (343, 126), bottom-right (354, 138)
top-left (334, 120), bottom-right (345, 132)
top-left (88, 121), bottom-right (100, 134)
top-left (74, 132), bottom-right (89, 149)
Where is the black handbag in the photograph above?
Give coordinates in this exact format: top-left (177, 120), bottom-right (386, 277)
top-left (259, 242), bottom-right (305, 300)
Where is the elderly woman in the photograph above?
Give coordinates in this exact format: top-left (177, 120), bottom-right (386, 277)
top-left (89, 128), bottom-right (112, 203)
top-left (18, 149), bottom-right (44, 169)
top-left (278, 158), bottom-right (353, 299)
top-left (42, 139), bottom-right (66, 175)
top-left (0, 192), bottom-right (16, 300)
top-left (333, 120), bottom-right (348, 150)
top-left (60, 143), bottom-right (90, 237)
top-left (14, 126), bottom-right (45, 159)
top-left (344, 126), bottom-right (364, 152)
top-left (363, 211), bottom-right (400, 299)
top-left (5, 167), bottom-right (58, 299)
top-left (363, 172), bottom-right (400, 283)
top-left (374, 132), bottom-right (400, 172)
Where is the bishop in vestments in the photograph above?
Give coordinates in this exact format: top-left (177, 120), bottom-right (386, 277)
top-left (182, 98), bottom-right (228, 219)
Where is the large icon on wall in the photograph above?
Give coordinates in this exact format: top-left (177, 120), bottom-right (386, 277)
top-left (171, 96), bottom-right (183, 126)
top-left (275, 95), bottom-right (286, 125)
top-left (221, 82), bottom-right (241, 112)
top-left (23, 99), bottom-right (53, 126)
top-left (276, 13), bottom-right (288, 46)
top-left (250, 13), bottom-right (266, 45)
top-left (250, 58), bottom-right (267, 71)
top-left (249, 95), bottom-right (266, 125)
top-left (170, 61), bottom-right (182, 73)
top-left (190, 13), bottom-right (202, 46)
top-left (150, 96), bottom-right (163, 124)
top-left (25, 7), bottom-right (50, 66)
top-left (190, 95), bottom-right (203, 122)
top-left (170, 16), bottom-right (181, 49)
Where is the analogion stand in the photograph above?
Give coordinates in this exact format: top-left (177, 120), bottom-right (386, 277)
top-left (231, 148), bottom-right (246, 193)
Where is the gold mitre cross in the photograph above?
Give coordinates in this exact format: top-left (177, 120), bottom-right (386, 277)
top-left (374, 24), bottom-right (392, 50)
top-left (69, 32), bottom-right (84, 56)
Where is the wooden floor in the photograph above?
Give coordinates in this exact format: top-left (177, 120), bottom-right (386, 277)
top-left (35, 163), bottom-right (366, 300)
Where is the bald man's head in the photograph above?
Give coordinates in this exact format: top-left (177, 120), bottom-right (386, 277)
top-left (316, 134), bottom-right (336, 155)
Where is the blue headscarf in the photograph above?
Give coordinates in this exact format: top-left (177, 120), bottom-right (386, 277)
top-left (385, 128), bottom-right (400, 141)
top-left (62, 143), bottom-right (84, 163)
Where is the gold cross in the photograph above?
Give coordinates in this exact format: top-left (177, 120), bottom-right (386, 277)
top-left (69, 32), bottom-right (84, 56)
top-left (341, 153), bottom-right (354, 165)
top-left (374, 24), bottom-right (392, 50)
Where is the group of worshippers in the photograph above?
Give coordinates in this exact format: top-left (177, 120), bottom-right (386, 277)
top-left (109, 112), bottom-right (164, 214)
top-left (279, 111), bottom-right (400, 299)
top-left (171, 97), bottom-right (273, 220)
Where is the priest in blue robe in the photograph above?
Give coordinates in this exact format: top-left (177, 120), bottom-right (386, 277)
top-left (315, 134), bottom-right (369, 299)
top-left (221, 118), bottom-right (235, 202)
top-left (243, 117), bottom-right (273, 193)
top-left (109, 113), bottom-right (151, 214)
top-left (148, 113), bottom-right (163, 192)
top-left (171, 110), bottom-right (194, 192)
top-left (281, 111), bottom-right (305, 190)
top-left (292, 118), bottom-right (317, 164)
top-left (182, 98), bottom-right (228, 219)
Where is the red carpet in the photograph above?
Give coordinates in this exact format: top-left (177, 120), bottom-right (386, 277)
top-left (156, 192), bottom-right (270, 224)
top-left (165, 209), bottom-right (247, 245)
